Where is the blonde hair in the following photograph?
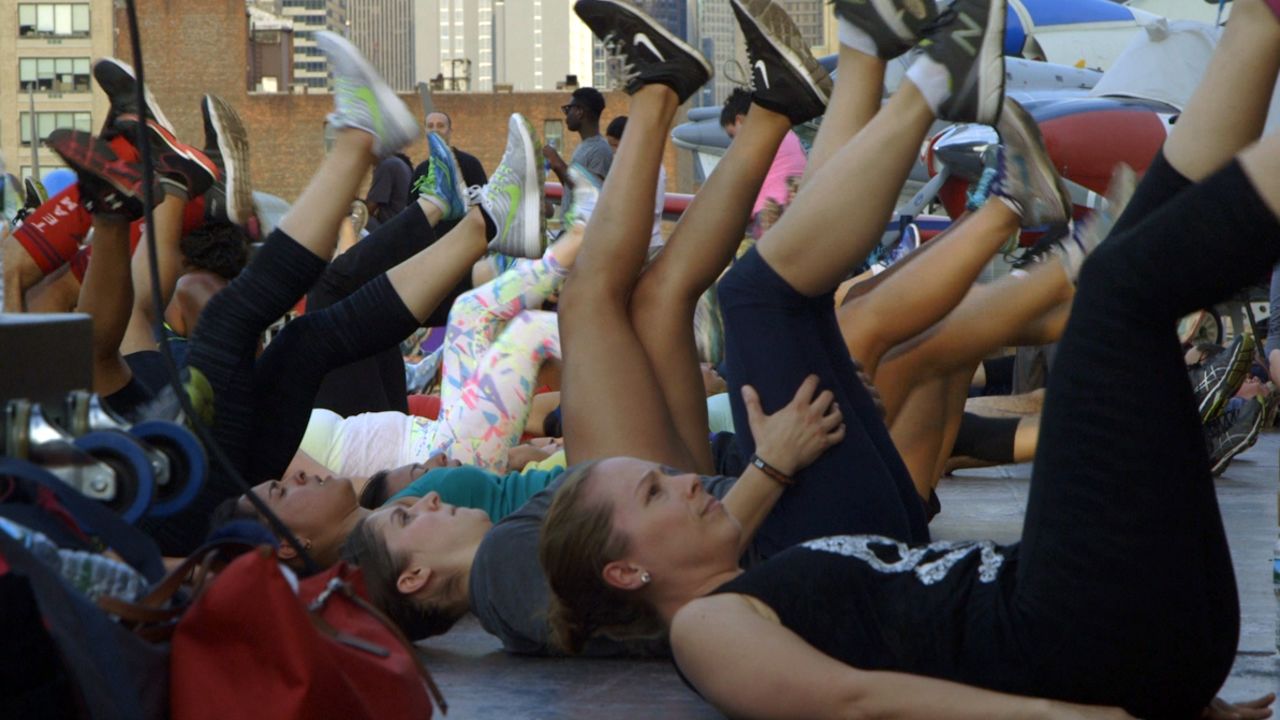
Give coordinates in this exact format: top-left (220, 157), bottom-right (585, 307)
top-left (539, 461), bottom-right (665, 654)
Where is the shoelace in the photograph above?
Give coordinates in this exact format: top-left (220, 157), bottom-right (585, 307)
top-left (603, 33), bottom-right (641, 88)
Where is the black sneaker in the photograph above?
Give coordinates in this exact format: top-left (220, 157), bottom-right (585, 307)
top-left (23, 177), bottom-right (46, 209)
top-left (832, 0), bottom-right (939, 59)
top-left (115, 114), bottom-right (218, 201)
top-left (918, 0), bottom-right (1006, 124)
top-left (92, 58), bottom-right (175, 139)
top-left (45, 129), bottom-right (153, 220)
top-left (574, 0), bottom-right (712, 104)
top-left (730, 0), bottom-right (831, 125)
top-left (201, 94), bottom-right (254, 226)
top-left (1192, 333), bottom-right (1256, 423)
top-left (1206, 396), bottom-right (1267, 476)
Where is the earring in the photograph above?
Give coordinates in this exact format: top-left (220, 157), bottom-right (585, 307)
top-left (640, 571), bottom-right (651, 584)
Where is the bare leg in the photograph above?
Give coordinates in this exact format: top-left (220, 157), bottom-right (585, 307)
top-left (121, 194), bottom-right (187, 354)
top-left (841, 201), bottom-right (1020, 375)
top-left (386, 207), bottom-right (488, 323)
top-left (630, 105), bottom-right (791, 473)
top-left (75, 217), bottom-right (134, 394)
top-left (25, 266), bottom-right (81, 313)
top-left (1164, 0), bottom-right (1280, 182)
top-left (560, 84), bottom-right (693, 468)
top-left (875, 260), bottom-right (1075, 418)
top-left (757, 81), bottom-right (935, 296)
top-left (800, 46), bottom-right (885, 184)
top-left (278, 130), bottom-right (376, 260)
top-left (2, 236), bottom-right (44, 312)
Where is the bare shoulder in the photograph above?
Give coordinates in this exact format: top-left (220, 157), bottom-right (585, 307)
top-left (671, 593), bottom-right (779, 647)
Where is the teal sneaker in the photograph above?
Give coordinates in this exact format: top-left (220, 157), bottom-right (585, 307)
top-left (561, 163), bottom-right (601, 229)
top-left (413, 132), bottom-right (467, 221)
top-left (478, 114), bottom-right (545, 258)
top-left (315, 31), bottom-right (418, 157)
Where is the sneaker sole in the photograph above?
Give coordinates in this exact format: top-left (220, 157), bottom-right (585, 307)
top-left (948, 0), bottom-right (1006, 125)
top-left (512, 115), bottom-right (542, 258)
top-left (1210, 407), bottom-right (1265, 476)
top-left (731, 0), bottom-right (830, 114)
top-left (1199, 338), bottom-right (1254, 423)
top-left (205, 95), bottom-right (254, 226)
top-left (93, 58), bottom-right (176, 134)
top-left (316, 31), bottom-right (418, 155)
top-left (998, 100), bottom-right (1069, 223)
top-left (577, 0), bottom-right (714, 82)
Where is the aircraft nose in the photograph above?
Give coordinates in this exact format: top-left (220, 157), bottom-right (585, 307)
top-left (931, 124), bottom-right (999, 182)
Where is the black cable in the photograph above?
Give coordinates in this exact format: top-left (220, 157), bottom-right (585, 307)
top-left (123, 0), bottom-right (319, 574)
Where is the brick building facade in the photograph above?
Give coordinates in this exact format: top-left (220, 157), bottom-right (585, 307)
top-left (113, 0), bottom-right (684, 204)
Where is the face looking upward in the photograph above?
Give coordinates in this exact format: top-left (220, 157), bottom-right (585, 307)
top-left (585, 457), bottom-right (741, 591)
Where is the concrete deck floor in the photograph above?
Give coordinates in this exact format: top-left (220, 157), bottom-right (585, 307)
top-left (418, 433), bottom-right (1280, 719)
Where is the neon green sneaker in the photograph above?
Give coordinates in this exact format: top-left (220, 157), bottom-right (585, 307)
top-left (478, 114), bottom-right (546, 258)
top-left (316, 31), bottom-right (418, 157)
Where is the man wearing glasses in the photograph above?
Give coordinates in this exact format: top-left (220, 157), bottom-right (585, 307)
top-left (544, 87), bottom-right (613, 186)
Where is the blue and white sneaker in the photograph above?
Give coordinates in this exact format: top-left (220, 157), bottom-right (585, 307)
top-left (316, 31), bottom-right (418, 157)
top-left (561, 163), bottom-right (601, 229)
top-left (413, 132), bottom-right (467, 221)
top-left (478, 114), bottom-right (545, 258)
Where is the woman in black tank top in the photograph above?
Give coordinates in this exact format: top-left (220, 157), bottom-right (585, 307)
top-left (540, 0), bottom-right (1280, 717)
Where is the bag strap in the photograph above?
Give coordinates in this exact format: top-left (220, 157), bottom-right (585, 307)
top-left (96, 539), bottom-right (257, 630)
top-left (314, 576), bottom-right (448, 714)
top-left (0, 458), bottom-right (164, 581)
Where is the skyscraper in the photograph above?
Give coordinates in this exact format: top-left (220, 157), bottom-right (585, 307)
top-left (279, 0), bottom-right (347, 92)
top-left (690, 0), bottom-right (744, 108)
top-left (634, 0), bottom-right (688, 39)
top-left (348, 0), bottom-right (414, 91)
top-left (780, 0), bottom-right (825, 50)
top-left (417, 0), bottom-right (596, 93)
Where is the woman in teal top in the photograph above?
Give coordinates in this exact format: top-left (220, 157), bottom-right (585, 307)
top-left (222, 450), bottom-right (566, 569)
top-left (388, 465), bottom-right (565, 522)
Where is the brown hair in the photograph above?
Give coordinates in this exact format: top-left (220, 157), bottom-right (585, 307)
top-left (539, 461), bottom-right (665, 654)
top-left (343, 515), bottom-right (465, 640)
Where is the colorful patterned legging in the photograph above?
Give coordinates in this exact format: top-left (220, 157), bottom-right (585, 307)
top-left (425, 251), bottom-right (566, 470)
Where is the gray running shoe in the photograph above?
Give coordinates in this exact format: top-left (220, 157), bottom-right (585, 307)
top-left (832, 0), bottom-right (940, 59)
top-left (316, 31), bottom-right (418, 157)
top-left (1193, 333), bottom-right (1256, 424)
top-left (731, 0), bottom-right (831, 125)
top-left (479, 114), bottom-right (546, 258)
top-left (1207, 395), bottom-right (1267, 476)
top-left (991, 100), bottom-right (1071, 226)
top-left (918, 0), bottom-right (1006, 124)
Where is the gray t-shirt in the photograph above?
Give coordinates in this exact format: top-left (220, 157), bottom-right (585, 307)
top-left (570, 134), bottom-right (613, 180)
top-left (468, 473), bottom-right (738, 656)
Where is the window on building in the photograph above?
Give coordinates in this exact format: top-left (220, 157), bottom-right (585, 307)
top-left (18, 111), bottom-right (92, 146)
top-left (18, 3), bottom-right (91, 37)
top-left (18, 57), bottom-right (91, 92)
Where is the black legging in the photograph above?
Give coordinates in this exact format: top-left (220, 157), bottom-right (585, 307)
top-left (1006, 151), bottom-right (1277, 717)
top-left (308, 206), bottom-right (471, 416)
top-left (138, 205), bottom-right (448, 553)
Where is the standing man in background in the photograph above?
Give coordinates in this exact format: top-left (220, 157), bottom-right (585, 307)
top-left (544, 87), bottom-right (612, 185)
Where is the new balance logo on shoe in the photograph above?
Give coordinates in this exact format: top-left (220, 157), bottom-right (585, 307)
top-left (754, 60), bottom-right (771, 89)
top-left (634, 32), bottom-right (665, 61)
top-left (952, 12), bottom-right (983, 56)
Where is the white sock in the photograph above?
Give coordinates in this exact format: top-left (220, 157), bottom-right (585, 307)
top-left (905, 55), bottom-right (950, 116)
top-left (418, 193), bottom-right (448, 216)
top-left (837, 15), bottom-right (880, 58)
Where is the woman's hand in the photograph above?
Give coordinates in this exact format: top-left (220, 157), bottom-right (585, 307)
top-left (1201, 694), bottom-right (1275, 720)
top-left (743, 374), bottom-right (844, 477)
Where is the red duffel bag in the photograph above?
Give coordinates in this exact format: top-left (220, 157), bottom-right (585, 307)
top-left (170, 546), bottom-right (445, 719)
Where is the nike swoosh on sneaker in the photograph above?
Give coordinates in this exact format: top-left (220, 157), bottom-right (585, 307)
top-left (754, 60), bottom-right (770, 89)
top-left (635, 32), bottom-right (665, 62)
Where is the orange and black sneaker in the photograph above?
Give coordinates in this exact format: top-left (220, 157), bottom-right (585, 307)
top-left (115, 113), bottom-right (218, 201)
top-left (44, 129), bottom-right (154, 220)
